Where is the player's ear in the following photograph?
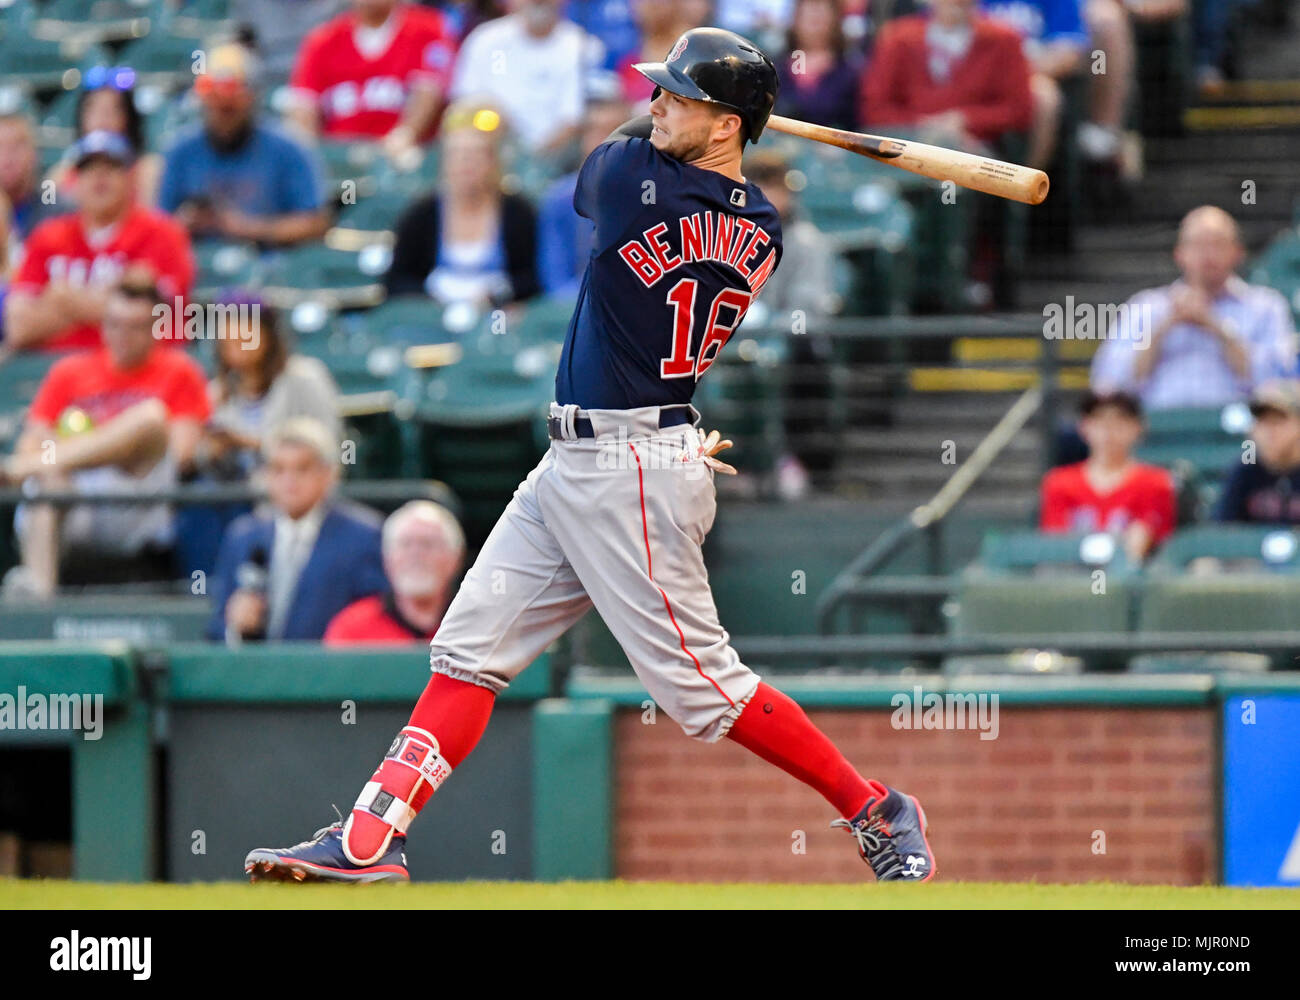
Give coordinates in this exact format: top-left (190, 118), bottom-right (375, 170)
top-left (713, 111), bottom-right (743, 147)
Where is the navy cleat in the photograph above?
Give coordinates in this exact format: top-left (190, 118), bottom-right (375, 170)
top-left (245, 819), bottom-right (409, 884)
top-left (831, 785), bottom-right (936, 882)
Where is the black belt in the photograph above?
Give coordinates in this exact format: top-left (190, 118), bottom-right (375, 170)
top-left (547, 407), bottom-right (692, 440)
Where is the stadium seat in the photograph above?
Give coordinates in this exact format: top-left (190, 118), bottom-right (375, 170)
top-left (1248, 229), bottom-right (1300, 323)
top-left (1146, 524), bottom-right (1300, 573)
top-left (258, 243), bottom-right (389, 309)
top-left (0, 37), bottom-right (111, 94)
top-left (949, 574), bottom-right (1135, 669)
top-left (1136, 574), bottom-right (1300, 668)
top-left (331, 190), bottom-right (409, 242)
top-left (30, 0), bottom-right (161, 45)
top-left (410, 335), bottom-right (556, 543)
top-left (192, 240), bottom-right (262, 299)
top-left (116, 29), bottom-right (206, 92)
top-left (974, 529), bottom-right (1136, 576)
top-left (950, 530), bottom-right (1137, 669)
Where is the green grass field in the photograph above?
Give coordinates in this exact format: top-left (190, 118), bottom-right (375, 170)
top-left (2, 879), bottom-right (1297, 909)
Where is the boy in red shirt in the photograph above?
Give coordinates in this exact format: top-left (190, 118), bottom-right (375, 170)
top-left (287, 0), bottom-right (455, 162)
top-left (4, 131), bottom-right (193, 352)
top-left (2, 277), bottom-right (210, 595)
top-left (1040, 390), bottom-right (1175, 562)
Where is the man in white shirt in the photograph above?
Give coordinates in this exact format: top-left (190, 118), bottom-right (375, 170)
top-left (1090, 206), bottom-right (1297, 411)
top-left (450, 0), bottom-right (605, 152)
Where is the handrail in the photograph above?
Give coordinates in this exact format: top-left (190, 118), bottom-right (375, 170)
top-left (814, 384), bottom-right (1044, 632)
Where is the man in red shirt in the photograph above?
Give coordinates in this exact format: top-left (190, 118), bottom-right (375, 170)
top-left (287, 0), bottom-right (456, 162)
top-left (324, 499), bottom-right (465, 644)
top-left (4, 131), bottom-right (194, 352)
top-left (2, 277), bottom-right (210, 596)
top-left (860, 0), bottom-right (1033, 149)
top-left (1040, 390), bottom-right (1175, 563)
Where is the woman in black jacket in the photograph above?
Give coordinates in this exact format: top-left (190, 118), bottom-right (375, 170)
top-left (385, 105), bottom-right (539, 308)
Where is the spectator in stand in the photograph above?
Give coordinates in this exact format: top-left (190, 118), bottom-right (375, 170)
top-left (1091, 206), bottom-right (1296, 411)
top-left (1040, 390), bottom-right (1174, 562)
top-left (537, 78), bottom-right (629, 298)
top-left (617, 1), bottom-right (697, 106)
top-left (450, 0), bottom-right (605, 153)
top-left (207, 417), bottom-right (387, 643)
top-left (0, 277), bottom-right (211, 597)
top-left (1215, 380), bottom-right (1300, 525)
top-left (0, 112), bottom-right (57, 252)
top-left (324, 500), bottom-right (466, 644)
top-left (748, 150), bottom-right (839, 499)
top-left (385, 102), bottom-right (539, 308)
top-left (198, 294), bottom-right (342, 482)
top-left (287, 0), bottom-right (457, 164)
top-left (1079, 0), bottom-right (1182, 180)
top-left (566, 0), bottom-right (642, 69)
top-left (4, 132), bottom-right (193, 352)
top-left (160, 44), bottom-right (331, 247)
top-left (228, 0), bottom-right (350, 85)
top-left (47, 66), bottom-right (163, 207)
top-left (980, 0), bottom-right (1087, 169)
top-left (776, 0), bottom-right (863, 132)
top-left (861, 0), bottom-right (1034, 152)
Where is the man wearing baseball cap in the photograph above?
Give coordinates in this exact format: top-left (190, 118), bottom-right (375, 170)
top-left (4, 130), bottom-right (193, 351)
top-left (159, 43), bottom-right (330, 246)
top-left (1215, 379), bottom-right (1300, 525)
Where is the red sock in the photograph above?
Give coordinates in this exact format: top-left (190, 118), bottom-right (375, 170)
top-left (727, 682), bottom-right (882, 819)
top-left (407, 673), bottom-right (497, 769)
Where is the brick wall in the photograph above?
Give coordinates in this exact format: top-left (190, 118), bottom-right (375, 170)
top-left (614, 706), bottom-right (1217, 883)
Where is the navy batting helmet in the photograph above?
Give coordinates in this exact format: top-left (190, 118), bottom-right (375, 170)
top-left (632, 27), bottom-right (779, 144)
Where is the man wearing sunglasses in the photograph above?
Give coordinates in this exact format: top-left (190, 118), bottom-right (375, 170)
top-left (159, 44), bottom-right (330, 246)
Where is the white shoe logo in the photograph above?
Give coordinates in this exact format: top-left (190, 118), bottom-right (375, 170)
top-left (904, 855), bottom-right (928, 877)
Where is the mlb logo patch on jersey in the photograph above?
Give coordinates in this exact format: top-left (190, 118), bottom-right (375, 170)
top-left (729, 188), bottom-right (747, 208)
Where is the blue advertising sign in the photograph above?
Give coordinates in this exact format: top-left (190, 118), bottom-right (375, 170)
top-left (1223, 694), bottom-right (1300, 887)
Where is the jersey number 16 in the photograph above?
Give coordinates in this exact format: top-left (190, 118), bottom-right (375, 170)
top-left (660, 278), bottom-right (753, 381)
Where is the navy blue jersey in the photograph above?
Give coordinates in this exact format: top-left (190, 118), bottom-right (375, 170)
top-left (554, 133), bottom-right (783, 410)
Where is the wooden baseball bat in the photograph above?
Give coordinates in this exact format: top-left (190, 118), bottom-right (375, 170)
top-left (765, 114), bottom-right (1050, 206)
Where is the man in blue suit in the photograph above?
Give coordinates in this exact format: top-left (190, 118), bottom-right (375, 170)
top-left (207, 416), bottom-right (386, 643)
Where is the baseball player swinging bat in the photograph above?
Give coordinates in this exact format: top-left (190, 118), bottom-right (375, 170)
top-left (765, 114), bottom-right (1051, 206)
top-left (245, 27), bottom-right (936, 887)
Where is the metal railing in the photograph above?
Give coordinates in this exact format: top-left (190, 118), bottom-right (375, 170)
top-left (814, 384), bottom-right (1045, 633)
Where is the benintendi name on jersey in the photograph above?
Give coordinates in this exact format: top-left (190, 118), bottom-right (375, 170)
top-left (616, 211), bottom-right (780, 291)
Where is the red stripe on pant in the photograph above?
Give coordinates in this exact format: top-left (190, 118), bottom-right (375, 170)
top-left (628, 442), bottom-right (735, 710)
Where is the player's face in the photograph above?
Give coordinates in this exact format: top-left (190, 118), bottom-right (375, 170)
top-left (648, 89), bottom-right (738, 161)
top-left (1079, 406), bottom-right (1141, 464)
top-left (101, 295), bottom-right (156, 368)
top-left (266, 443), bottom-right (336, 520)
top-left (1251, 410), bottom-right (1300, 470)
